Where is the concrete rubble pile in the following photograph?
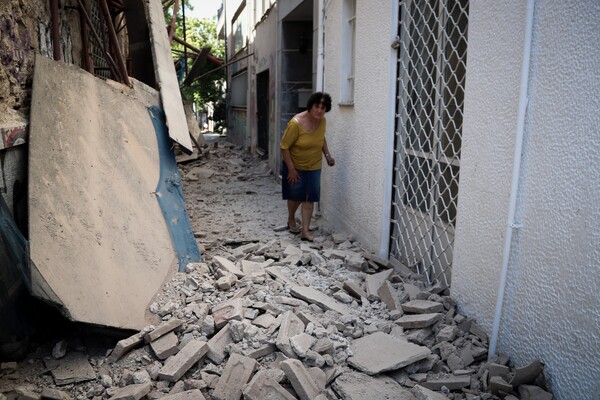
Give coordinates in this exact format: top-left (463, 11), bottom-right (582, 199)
top-left (0, 142), bottom-right (554, 400)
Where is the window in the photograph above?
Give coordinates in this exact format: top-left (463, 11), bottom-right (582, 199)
top-left (232, 5), bottom-right (248, 54)
top-left (340, 0), bottom-right (356, 104)
top-left (231, 71), bottom-right (248, 107)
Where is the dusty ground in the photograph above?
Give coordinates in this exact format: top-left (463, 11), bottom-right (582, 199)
top-left (0, 136), bottom-right (553, 400)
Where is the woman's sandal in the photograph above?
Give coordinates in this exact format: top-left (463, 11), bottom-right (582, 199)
top-left (287, 223), bottom-right (301, 234)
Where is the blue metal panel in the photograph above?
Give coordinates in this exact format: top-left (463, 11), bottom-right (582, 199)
top-left (148, 106), bottom-right (202, 271)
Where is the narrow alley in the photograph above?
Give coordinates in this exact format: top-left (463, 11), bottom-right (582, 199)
top-left (0, 139), bottom-right (552, 400)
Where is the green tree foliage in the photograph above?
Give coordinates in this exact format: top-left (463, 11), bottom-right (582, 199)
top-left (164, 2), bottom-right (225, 129)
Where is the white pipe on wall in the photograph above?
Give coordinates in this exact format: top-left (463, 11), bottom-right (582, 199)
top-left (316, 0), bottom-right (325, 91)
top-left (379, 0), bottom-right (399, 260)
top-left (488, 0), bottom-right (536, 359)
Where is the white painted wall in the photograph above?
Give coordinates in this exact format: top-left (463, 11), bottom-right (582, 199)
top-left (452, 1), bottom-right (600, 399)
top-left (319, 0), bottom-right (395, 252)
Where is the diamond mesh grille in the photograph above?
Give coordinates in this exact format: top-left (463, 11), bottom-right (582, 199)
top-left (390, 0), bottom-right (469, 286)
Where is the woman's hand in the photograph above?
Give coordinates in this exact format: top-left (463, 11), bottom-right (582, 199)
top-left (287, 168), bottom-right (300, 184)
top-left (326, 154), bottom-right (335, 166)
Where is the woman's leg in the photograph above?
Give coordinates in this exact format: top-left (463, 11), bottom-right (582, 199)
top-left (287, 200), bottom-right (302, 229)
top-left (301, 201), bottom-right (314, 239)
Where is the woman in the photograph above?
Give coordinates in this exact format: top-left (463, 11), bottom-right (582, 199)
top-left (280, 92), bottom-right (335, 242)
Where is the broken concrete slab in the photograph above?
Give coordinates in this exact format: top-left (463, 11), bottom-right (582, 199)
top-left (28, 56), bottom-right (178, 330)
top-left (411, 384), bottom-right (449, 400)
top-left (108, 333), bottom-right (144, 363)
top-left (243, 343), bottom-right (277, 359)
top-left (207, 324), bottom-right (233, 364)
top-left (395, 313), bottom-right (443, 329)
top-left (107, 382), bottom-right (151, 400)
top-left (150, 331), bottom-right (179, 360)
top-left (290, 286), bottom-right (352, 315)
top-left (45, 352), bottom-right (96, 386)
top-left (212, 298), bottom-right (243, 329)
top-left (280, 359), bottom-right (322, 400)
top-left (342, 281), bottom-right (367, 300)
top-left (265, 266), bottom-right (296, 285)
top-left (489, 376), bottom-right (513, 393)
top-left (518, 384), bottom-right (553, 400)
top-left (378, 281), bottom-right (402, 311)
top-left (144, 319), bottom-right (184, 343)
top-left (348, 332), bottom-right (431, 375)
top-left (290, 333), bottom-right (316, 359)
top-left (275, 311), bottom-right (305, 358)
top-left (420, 375), bottom-right (471, 391)
top-left (401, 300), bottom-right (445, 314)
top-left (213, 256), bottom-right (245, 278)
top-left (41, 387), bottom-right (72, 400)
top-left (212, 353), bottom-right (257, 400)
top-left (145, 0), bottom-right (192, 151)
top-left (251, 313), bottom-right (277, 329)
top-left (331, 371), bottom-right (416, 400)
top-left (158, 340), bottom-right (208, 382)
top-left (510, 359), bottom-right (543, 387)
top-left (242, 370), bottom-right (296, 400)
top-left (365, 269), bottom-right (393, 301)
top-left (158, 389), bottom-right (206, 400)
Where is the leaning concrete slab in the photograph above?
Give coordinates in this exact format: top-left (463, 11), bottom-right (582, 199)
top-left (331, 371), bottom-right (415, 400)
top-left (145, 0), bottom-right (192, 152)
top-left (347, 331), bottom-right (431, 375)
top-left (159, 389), bottom-right (206, 400)
top-left (28, 56), bottom-right (178, 329)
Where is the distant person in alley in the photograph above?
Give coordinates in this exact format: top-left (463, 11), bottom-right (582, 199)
top-left (280, 92), bottom-right (335, 242)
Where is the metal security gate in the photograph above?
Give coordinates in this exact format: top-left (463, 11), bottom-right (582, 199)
top-left (390, 0), bottom-right (469, 286)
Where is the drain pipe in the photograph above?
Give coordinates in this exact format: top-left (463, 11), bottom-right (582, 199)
top-left (316, 0), bottom-right (325, 91)
top-left (489, 0), bottom-right (535, 359)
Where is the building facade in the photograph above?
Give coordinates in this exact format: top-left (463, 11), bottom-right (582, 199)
top-left (220, 0), bottom-right (599, 398)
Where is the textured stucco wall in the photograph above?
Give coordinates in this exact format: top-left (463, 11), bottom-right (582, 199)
top-left (319, 0), bottom-right (394, 252)
top-left (452, 2), bottom-right (600, 399)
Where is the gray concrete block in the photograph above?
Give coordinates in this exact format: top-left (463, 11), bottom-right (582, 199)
top-left (108, 333), bottom-right (144, 363)
top-left (212, 298), bottom-right (243, 329)
top-left (401, 300), bottom-right (445, 314)
top-left (365, 270), bottom-right (393, 301)
top-left (331, 371), bottom-right (416, 400)
top-left (280, 359), bottom-right (322, 400)
top-left (158, 389), bottom-right (206, 400)
top-left (150, 331), bottom-right (179, 360)
top-left (107, 382), bottom-right (151, 400)
top-left (290, 286), bottom-right (352, 315)
top-left (275, 311), bottom-right (305, 358)
top-left (242, 370), bottom-right (296, 400)
top-left (212, 353), bottom-right (257, 400)
top-left (347, 332), bottom-right (431, 375)
top-left (207, 324), bottom-right (233, 364)
top-left (158, 340), bottom-right (208, 382)
top-left (378, 281), bottom-right (402, 311)
top-left (213, 255), bottom-right (245, 278)
top-left (144, 319), bottom-right (184, 343)
top-left (395, 313), bottom-right (443, 329)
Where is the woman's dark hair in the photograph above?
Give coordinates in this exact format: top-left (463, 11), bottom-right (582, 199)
top-left (306, 92), bottom-right (332, 112)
